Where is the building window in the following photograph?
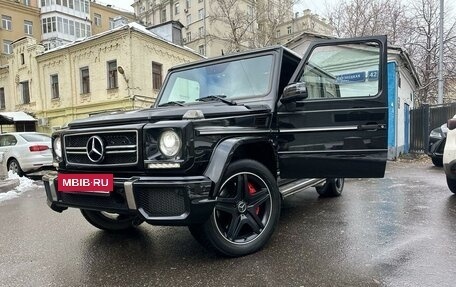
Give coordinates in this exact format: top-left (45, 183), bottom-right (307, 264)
top-left (63, 0), bottom-right (68, 7)
top-left (287, 26), bottom-right (292, 34)
top-left (198, 26), bottom-right (204, 37)
top-left (23, 0), bottom-right (31, 6)
top-left (198, 45), bottom-right (205, 56)
top-left (56, 0), bottom-right (61, 5)
top-left (69, 0), bottom-right (73, 9)
top-left (175, 2), bottom-right (180, 15)
top-left (186, 31), bottom-right (191, 42)
top-left (276, 30), bottom-right (280, 38)
top-left (198, 0), bottom-right (202, 3)
top-left (57, 17), bottom-right (62, 32)
top-left (161, 8), bottom-right (167, 23)
top-left (42, 17), bottom-right (57, 34)
top-left (0, 88), bottom-right (5, 110)
top-left (51, 74), bottom-right (59, 99)
top-left (24, 20), bottom-right (33, 35)
top-left (186, 0), bottom-right (191, 8)
top-left (63, 18), bottom-right (69, 34)
top-left (75, 22), bottom-right (80, 37)
top-left (3, 40), bottom-right (12, 54)
top-left (198, 8), bottom-right (204, 20)
top-left (186, 14), bottom-right (191, 25)
top-left (80, 67), bottom-right (90, 94)
top-left (109, 17), bottom-right (115, 29)
top-left (20, 53), bottom-right (25, 65)
top-left (107, 60), bottom-right (118, 89)
top-left (94, 13), bottom-right (101, 26)
top-left (21, 81), bottom-right (30, 104)
top-left (2, 15), bottom-right (12, 31)
top-left (152, 62), bottom-right (162, 90)
top-left (69, 20), bottom-right (75, 35)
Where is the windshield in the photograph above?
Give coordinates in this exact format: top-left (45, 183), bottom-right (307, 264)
top-left (157, 55), bottom-right (274, 105)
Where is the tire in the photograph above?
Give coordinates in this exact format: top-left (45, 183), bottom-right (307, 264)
top-left (7, 158), bottom-right (23, 177)
top-left (81, 209), bottom-right (143, 232)
top-left (431, 157), bottom-right (443, 167)
top-left (190, 159), bottom-right (281, 257)
top-left (316, 178), bottom-right (344, 197)
top-left (446, 176), bottom-right (456, 194)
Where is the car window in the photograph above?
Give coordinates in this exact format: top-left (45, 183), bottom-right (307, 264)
top-left (298, 42), bottom-right (380, 100)
top-left (158, 55), bottom-right (274, 105)
top-left (20, 133), bottom-right (51, 142)
top-left (0, 135), bottom-right (17, 146)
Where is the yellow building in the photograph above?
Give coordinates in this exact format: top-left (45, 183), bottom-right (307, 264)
top-left (0, 0), bottom-right (136, 57)
top-left (0, 0), bottom-right (41, 65)
top-left (88, 1), bottom-right (135, 37)
top-left (132, 0), bottom-right (273, 57)
top-left (0, 23), bottom-right (202, 133)
top-left (275, 9), bottom-right (334, 45)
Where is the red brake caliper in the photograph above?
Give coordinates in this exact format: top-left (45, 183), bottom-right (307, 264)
top-left (247, 182), bottom-right (260, 215)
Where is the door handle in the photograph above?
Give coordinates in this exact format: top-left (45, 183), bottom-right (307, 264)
top-left (357, 124), bottom-right (386, 131)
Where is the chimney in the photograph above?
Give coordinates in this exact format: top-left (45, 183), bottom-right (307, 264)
top-left (146, 21), bottom-right (184, 46)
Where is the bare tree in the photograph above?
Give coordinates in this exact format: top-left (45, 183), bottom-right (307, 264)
top-left (325, 0), bottom-right (456, 105)
top-left (325, 0), bottom-right (409, 44)
top-left (208, 0), bottom-right (299, 52)
top-left (254, 0), bottom-right (298, 47)
top-left (404, 0), bottom-right (456, 105)
top-left (208, 0), bottom-right (257, 53)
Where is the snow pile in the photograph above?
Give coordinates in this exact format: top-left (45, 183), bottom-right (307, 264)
top-left (0, 171), bottom-right (38, 203)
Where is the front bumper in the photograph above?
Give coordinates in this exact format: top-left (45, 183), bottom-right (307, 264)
top-left (43, 172), bottom-right (215, 225)
top-left (427, 137), bottom-right (446, 158)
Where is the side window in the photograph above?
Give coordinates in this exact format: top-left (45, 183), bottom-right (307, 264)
top-left (299, 42), bottom-right (380, 100)
top-left (0, 135), bottom-right (17, 146)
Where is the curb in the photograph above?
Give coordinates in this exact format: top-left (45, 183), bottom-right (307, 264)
top-left (0, 179), bottom-right (20, 193)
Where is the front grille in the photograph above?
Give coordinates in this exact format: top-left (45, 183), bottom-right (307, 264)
top-left (64, 130), bottom-right (138, 167)
top-left (136, 188), bottom-right (187, 217)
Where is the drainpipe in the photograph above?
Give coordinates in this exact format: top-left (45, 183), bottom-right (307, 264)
top-left (204, 0), bottom-right (207, 55)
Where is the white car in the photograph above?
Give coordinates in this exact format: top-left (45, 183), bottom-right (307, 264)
top-left (0, 132), bottom-right (53, 176)
top-left (443, 116), bottom-right (456, 193)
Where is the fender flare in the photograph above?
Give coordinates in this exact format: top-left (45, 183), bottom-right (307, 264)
top-left (203, 136), bottom-right (273, 196)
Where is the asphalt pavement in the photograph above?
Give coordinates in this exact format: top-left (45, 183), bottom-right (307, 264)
top-left (0, 159), bottom-right (455, 287)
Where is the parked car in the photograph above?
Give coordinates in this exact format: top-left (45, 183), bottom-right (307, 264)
top-left (443, 115), bottom-right (456, 193)
top-left (0, 132), bottom-right (53, 176)
top-left (43, 36), bottom-right (388, 257)
top-left (427, 123), bottom-right (448, 166)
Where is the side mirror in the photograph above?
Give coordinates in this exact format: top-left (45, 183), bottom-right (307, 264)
top-left (281, 82), bottom-right (308, 104)
top-left (448, 118), bottom-right (456, 130)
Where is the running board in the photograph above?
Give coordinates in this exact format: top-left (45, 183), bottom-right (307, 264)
top-left (279, 178), bottom-right (326, 198)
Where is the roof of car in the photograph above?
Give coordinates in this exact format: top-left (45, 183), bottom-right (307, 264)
top-left (168, 45), bottom-right (302, 71)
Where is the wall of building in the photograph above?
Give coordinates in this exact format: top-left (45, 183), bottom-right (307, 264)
top-left (90, 2), bottom-right (135, 36)
top-left (0, 0), bottom-right (41, 64)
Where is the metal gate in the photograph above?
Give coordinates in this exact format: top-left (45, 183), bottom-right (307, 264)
top-left (410, 103), bottom-right (456, 153)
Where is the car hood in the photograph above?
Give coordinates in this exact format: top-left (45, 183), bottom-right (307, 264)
top-left (68, 103), bottom-right (272, 128)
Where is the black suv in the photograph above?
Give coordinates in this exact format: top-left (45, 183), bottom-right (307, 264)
top-left (43, 36), bottom-right (388, 257)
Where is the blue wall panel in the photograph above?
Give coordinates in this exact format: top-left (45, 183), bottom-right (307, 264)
top-left (387, 62), bottom-right (396, 151)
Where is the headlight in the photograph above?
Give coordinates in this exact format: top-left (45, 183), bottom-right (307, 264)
top-left (159, 130), bottom-right (181, 158)
top-left (430, 130), bottom-right (442, 139)
top-left (53, 137), bottom-right (62, 158)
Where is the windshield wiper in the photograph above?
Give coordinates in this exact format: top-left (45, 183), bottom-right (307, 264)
top-left (196, 95), bottom-right (237, 106)
top-left (158, 101), bottom-right (185, 107)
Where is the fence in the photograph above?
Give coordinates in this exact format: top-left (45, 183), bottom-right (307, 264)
top-left (410, 103), bottom-right (456, 153)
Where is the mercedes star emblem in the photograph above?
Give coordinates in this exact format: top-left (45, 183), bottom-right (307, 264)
top-left (86, 136), bottom-right (105, 163)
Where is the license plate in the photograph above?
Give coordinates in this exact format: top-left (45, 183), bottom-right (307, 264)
top-left (58, 173), bottom-right (114, 193)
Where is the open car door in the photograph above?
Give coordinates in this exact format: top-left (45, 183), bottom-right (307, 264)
top-left (277, 36), bottom-right (388, 179)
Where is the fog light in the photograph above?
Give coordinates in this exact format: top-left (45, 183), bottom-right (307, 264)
top-left (148, 162), bottom-right (181, 169)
